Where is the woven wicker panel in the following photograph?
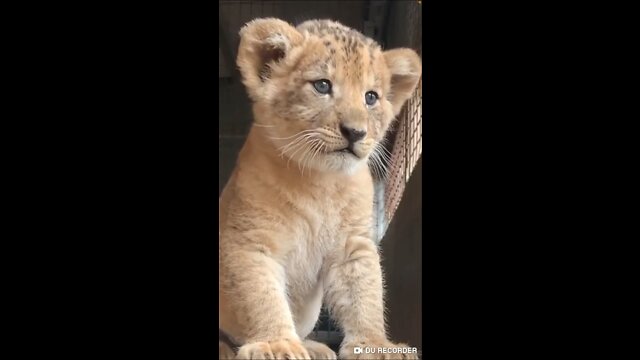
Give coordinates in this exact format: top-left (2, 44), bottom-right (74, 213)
top-left (384, 78), bottom-right (422, 223)
top-left (382, 0), bottom-right (422, 225)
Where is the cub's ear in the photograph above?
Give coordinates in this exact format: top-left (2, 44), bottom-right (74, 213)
top-left (236, 18), bottom-right (303, 101)
top-left (383, 48), bottom-right (422, 116)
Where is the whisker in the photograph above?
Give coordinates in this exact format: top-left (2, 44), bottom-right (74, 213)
top-left (305, 139), bottom-right (323, 175)
top-left (311, 140), bottom-right (325, 163)
top-left (369, 148), bottom-right (389, 179)
top-left (368, 159), bottom-right (378, 178)
top-left (299, 139), bottom-right (318, 175)
top-left (378, 148), bottom-right (390, 171)
top-left (287, 136), bottom-right (314, 170)
top-left (305, 140), bottom-right (325, 176)
top-left (379, 144), bottom-right (393, 157)
top-left (300, 139), bottom-right (319, 176)
top-left (279, 133), bottom-right (314, 154)
top-left (375, 143), bottom-right (393, 165)
top-left (370, 153), bottom-right (382, 179)
top-left (279, 136), bottom-right (304, 155)
top-left (280, 134), bottom-right (315, 158)
top-left (269, 129), bottom-right (316, 141)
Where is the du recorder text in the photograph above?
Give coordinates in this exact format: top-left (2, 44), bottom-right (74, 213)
top-left (354, 346), bottom-right (418, 355)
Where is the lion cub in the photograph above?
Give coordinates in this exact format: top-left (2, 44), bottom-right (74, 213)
top-left (219, 18), bottom-right (422, 359)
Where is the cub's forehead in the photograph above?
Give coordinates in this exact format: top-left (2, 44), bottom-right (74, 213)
top-left (297, 20), bottom-right (373, 43)
top-left (296, 20), bottom-right (385, 86)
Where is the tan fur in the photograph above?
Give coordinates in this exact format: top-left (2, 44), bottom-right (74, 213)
top-left (220, 18), bottom-right (422, 359)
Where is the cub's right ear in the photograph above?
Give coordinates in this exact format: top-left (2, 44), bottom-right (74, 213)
top-left (236, 18), bottom-right (303, 101)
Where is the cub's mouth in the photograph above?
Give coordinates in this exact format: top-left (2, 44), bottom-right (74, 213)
top-left (335, 147), bottom-right (360, 158)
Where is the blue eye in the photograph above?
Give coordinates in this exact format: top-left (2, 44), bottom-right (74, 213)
top-left (365, 91), bottom-right (378, 105)
top-left (312, 79), bottom-right (332, 94)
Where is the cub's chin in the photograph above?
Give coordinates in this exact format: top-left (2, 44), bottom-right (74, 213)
top-left (289, 150), bottom-right (368, 175)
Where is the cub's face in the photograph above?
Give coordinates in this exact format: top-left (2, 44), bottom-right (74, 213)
top-left (237, 18), bottom-right (422, 173)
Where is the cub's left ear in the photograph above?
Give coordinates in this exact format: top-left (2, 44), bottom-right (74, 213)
top-left (383, 48), bottom-right (422, 116)
top-left (236, 18), bottom-right (303, 102)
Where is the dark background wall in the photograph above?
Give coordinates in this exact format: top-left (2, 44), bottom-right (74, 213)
top-left (380, 157), bottom-right (422, 349)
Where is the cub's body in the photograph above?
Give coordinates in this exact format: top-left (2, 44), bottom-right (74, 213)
top-left (219, 18), bottom-right (421, 359)
top-left (220, 129), bottom-right (374, 343)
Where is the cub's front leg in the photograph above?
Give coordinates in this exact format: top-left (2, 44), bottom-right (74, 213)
top-left (323, 236), bottom-right (418, 360)
top-left (219, 238), bottom-right (310, 360)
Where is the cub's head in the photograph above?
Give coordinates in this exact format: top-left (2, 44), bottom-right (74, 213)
top-left (236, 18), bottom-right (421, 174)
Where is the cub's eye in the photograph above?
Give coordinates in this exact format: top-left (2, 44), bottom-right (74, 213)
top-left (312, 79), bottom-right (332, 94)
top-left (365, 91), bottom-right (378, 106)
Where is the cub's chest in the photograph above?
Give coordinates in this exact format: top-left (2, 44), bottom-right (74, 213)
top-left (285, 188), bottom-right (365, 235)
top-left (275, 176), bottom-right (374, 252)
top-left (286, 196), bottom-right (345, 241)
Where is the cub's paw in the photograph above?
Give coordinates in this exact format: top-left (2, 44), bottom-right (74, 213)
top-left (303, 339), bottom-right (337, 360)
top-left (236, 338), bottom-right (311, 359)
top-left (339, 340), bottom-right (419, 360)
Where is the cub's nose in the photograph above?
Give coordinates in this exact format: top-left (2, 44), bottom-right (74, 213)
top-left (339, 124), bottom-right (367, 144)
